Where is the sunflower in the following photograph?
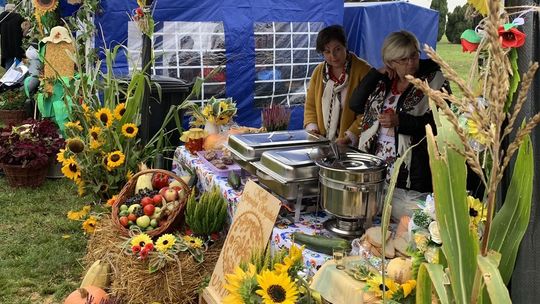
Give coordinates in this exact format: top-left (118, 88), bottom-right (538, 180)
top-left (219, 101), bottom-right (229, 111)
top-left (223, 263), bottom-right (258, 304)
top-left (256, 270), bottom-right (298, 304)
top-left (67, 205), bottom-right (91, 220)
top-left (67, 137), bottom-right (85, 153)
top-left (82, 216), bottom-right (98, 235)
top-left (467, 196), bottom-right (487, 226)
top-left (467, 119), bottom-right (487, 145)
top-left (400, 280), bottom-right (416, 298)
top-left (274, 244), bottom-right (304, 275)
top-left (65, 120), bottom-right (83, 132)
top-left (183, 235), bottom-right (203, 249)
top-left (61, 157), bottom-right (81, 180)
top-left (90, 139), bottom-right (103, 150)
top-left (366, 275), bottom-right (399, 300)
top-left (89, 126), bottom-right (102, 141)
top-left (106, 151), bottom-right (125, 169)
top-left (114, 103), bottom-right (126, 120)
top-left (121, 123), bottom-right (138, 138)
top-left (126, 170), bottom-right (134, 181)
top-left (57, 148), bottom-right (67, 164)
top-left (202, 104), bottom-right (213, 118)
top-left (131, 233), bottom-right (153, 248)
top-left (76, 179), bottom-right (86, 197)
top-left (33, 0), bottom-right (59, 13)
top-left (155, 234), bottom-right (177, 252)
top-left (95, 108), bottom-right (113, 127)
top-left (81, 103), bottom-right (91, 114)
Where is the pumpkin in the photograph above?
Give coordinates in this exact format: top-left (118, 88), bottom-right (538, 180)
top-left (64, 286), bottom-right (108, 304)
top-left (203, 133), bottom-right (227, 151)
top-left (386, 257), bottom-right (413, 284)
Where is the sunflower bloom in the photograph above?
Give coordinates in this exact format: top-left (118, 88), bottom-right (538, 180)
top-left (76, 179), bottom-right (86, 197)
top-left (155, 234), bottom-right (176, 252)
top-left (57, 148), bottom-right (67, 164)
top-left (81, 103), bottom-right (91, 114)
top-left (67, 205), bottom-right (91, 220)
top-left (467, 196), bottom-right (487, 226)
top-left (95, 108), bottom-right (113, 127)
top-left (65, 120), bottom-right (83, 132)
top-left (256, 270), bottom-right (298, 304)
top-left (126, 170), bottom-right (134, 181)
top-left (223, 263), bottom-right (258, 304)
top-left (183, 235), bottom-right (203, 249)
top-left (401, 280), bottom-right (417, 298)
top-left (366, 275), bottom-right (399, 299)
top-left (89, 139), bottom-right (103, 150)
top-left (121, 123), bottom-right (138, 138)
top-left (61, 157), bottom-right (81, 180)
top-left (467, 119), bottom-right (487, 145)
top-left (131, 233), bottom-right (153, 248)
top-left (114, 103), bottom-right (126, 120)
top-left (89, 126), bottom-right (102, 141)
top-left (67, 137), bottom-right (85, 153)
top-left (82, 216), bottom-right (98, 235)
top-left (275, 244), bottom-right (304, 275)
top-left (106, 151), bottom-right (125, 170)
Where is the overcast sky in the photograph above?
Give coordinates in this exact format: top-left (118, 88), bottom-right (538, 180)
top-left (409, 0), bottom-right (467, 12)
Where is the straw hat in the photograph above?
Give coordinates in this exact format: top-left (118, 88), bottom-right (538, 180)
top-left (41, 26), bottom-right (72, 44)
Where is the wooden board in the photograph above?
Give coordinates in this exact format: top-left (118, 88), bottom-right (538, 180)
top-left (201, 180), bottom-right (281, 303)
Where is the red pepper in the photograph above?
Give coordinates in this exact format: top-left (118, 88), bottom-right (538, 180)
top-left (152, 173), bottom-right (169, 189)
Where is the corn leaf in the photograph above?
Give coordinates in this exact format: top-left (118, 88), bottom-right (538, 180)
top-left (477, 254), bottom-right (512, 303)
top-left (426, 106), bottom-right (478, 303)
top-left (488, 132), bottom-right (533, 283)
top-left (416, 263), bottom-right (450, 304)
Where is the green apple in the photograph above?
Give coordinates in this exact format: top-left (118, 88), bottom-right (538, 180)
top-left (150, 219), bottom-right (158, 227)
top-left (119, 210), bottom-right (129, 217)
top-left (136, 215), bottom-right (151, 228)
top-left (120, 204), bottom-right (128, 211)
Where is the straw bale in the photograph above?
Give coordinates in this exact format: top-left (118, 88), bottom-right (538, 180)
top-left (85, 215), bottom-right (222, 304)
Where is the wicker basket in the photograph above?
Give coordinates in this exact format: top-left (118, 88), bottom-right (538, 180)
top-left (0, 110), bottom-right (28, 126)
top-left (2, 163), bottom-right (48, 187)
top-left (112, 169), bottom-right (190, 237)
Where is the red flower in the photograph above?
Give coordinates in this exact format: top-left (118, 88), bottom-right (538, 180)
top-left (498, 26), bottom-right (526, 48)
top-left (139, 248), bottom-right (150, 260)
top-left (144, 243), bottom-right (154, 251)
top-left (132, 245), bottom-right (141, 254)
top-left (135, 7), bottom-right (144, 17)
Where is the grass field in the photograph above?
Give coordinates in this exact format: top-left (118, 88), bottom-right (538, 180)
top-left (434, 36), bottom-right (476, 97)
top-left (0, 37), bottom-right (475, 304)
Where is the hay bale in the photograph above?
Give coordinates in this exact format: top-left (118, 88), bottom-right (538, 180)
top-left (85, 215), bottom-right (222, 304)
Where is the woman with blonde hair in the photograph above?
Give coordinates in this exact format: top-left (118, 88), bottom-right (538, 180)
top-left (350, 30), bottom-right (449, 193)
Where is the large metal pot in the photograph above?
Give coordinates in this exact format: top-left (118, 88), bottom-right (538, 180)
top-left (316, 152), bottom-right (386, 220)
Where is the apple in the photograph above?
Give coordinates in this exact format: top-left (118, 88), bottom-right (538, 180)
top-left (141, 197), bottom-right (153, 207)
top-left (120, 204), bottom-right (128, 211)
top-left (136, 215), bottom-right (151, 228)
top-left (119, 216), bottom-right (129, 227)
top-left (152, 194), bottom-right (163, 205)
top-left (159, 188), bottom-right (178, 202)
top-left (150, 219), bottom-right (158, 227)
top-left (143, 204), bottom-right (155, 216)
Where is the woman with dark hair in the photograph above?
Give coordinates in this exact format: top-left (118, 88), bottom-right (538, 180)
top-left (350, 30), bottom-right (450, 193)
top-left (304, 25), bottom-right (371, 145)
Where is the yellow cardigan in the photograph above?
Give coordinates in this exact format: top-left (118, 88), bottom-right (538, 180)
top-left (303, 54), bottom-right (371, 139)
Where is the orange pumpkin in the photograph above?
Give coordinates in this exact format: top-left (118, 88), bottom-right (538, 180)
top-left (64, 286), bottom-right (108, 304)
top-left (203, 133), bottom-right (227, 151)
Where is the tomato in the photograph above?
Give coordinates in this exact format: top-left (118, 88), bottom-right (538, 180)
top-left (141, 197), bottom-right (153, 207)
top-left (152, 194), bottom-right (163, 205)
top-left (152, 173), bottom-right (169, 189)
top-left (127, 213), bottom-right (137, 222)
top-left (119, 216), bottom-right (129, 227)
top-left (143, 204), bottom-right (155, 216)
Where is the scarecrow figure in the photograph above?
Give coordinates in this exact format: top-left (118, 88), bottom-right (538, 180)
top-left (36, 26), bottom-right (76, 135)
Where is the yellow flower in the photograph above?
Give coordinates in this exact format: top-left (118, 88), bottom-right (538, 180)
top-left (76, 179), bottom-right (86, 197)
top-left (202, 104), bottom-right (212, 118)
top-left (65, 120), bottom-right (83, 132)
top-left (219, 101), bottom-right (229, 111)
top-left (67, 205), bottom-right (91, 220)
top-left (114, 103), bottom-right (126, 120)
top-left (131, 233), bottom-right (153, 248)
top-left (61, 157), bottom-right (81, 180)
top-left (414, 231), bottom-right (430, 252)
top-left (57, 148), bottom-right (67, 164)
top-left (216, 115), bottom-right (230, 126)
top-left (183, 235), bottom-right (203, 249)
top-left (366, 275), bottom-right (399, 300)
top-left (223, 263), bottom-right (257, 304)
top-left (400, 280), bottom-right (417, 298)
top-left (67, 137), bottom-right (85, 153)
top-left (89, 126), bottom-right (102, 141)
top-left (81, 103), bottom-right (90, 114)
top-left (121, 123), bottom-right (138, 138)
top-left (467, 119), bottom-right (487, 145)
top-left (256, 270), bottom-right (298, 304)
top-left (106, 151), bottom-right (125, 169)
top-left (95, 108), bottom-right (113, 127)
top-left (90, 139), bottom-right (103, 150)
top-left (82, 216), bottom-right (98, 235)
top-left (126, 170), bottom-right (134, 181)
top-left (467, 196), bottom-right (487, 226)
top-left (155, 234), bottom-right (176, 252)
top-left (274, 244), bottom-right (304, 275)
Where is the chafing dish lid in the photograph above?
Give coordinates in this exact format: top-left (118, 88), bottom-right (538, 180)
top-left (316, 152), bottom-right (387, 172)
top-left (232, 130), bottom-right (328, 147)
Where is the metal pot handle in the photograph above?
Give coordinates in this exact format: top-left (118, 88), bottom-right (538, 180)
top-left (344, 184), bottom-right (370, 192)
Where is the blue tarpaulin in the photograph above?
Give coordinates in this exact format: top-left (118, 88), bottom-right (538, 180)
top-left (343, 1), bottom-right (439, 68)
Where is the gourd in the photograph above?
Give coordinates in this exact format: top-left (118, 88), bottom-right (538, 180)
top-left (64, 286), bottom-right (108, 304)
top-left (386, 257), bottom-right (413, 284)
top-left (291, 232), bottom-right (351, 255)
top-left (135, 164), bottom-right (153, 193)
top-left (80, 260), bottom-right (110, 289)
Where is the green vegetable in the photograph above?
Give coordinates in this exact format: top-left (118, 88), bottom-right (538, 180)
top-left (228, 171), bottom-right (241, 190)
top-left (291, 232), bottom-right (351, 255)
top-left (185, 186), bottom-right (228, 236)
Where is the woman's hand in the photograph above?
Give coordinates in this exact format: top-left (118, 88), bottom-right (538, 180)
top-left (378, 109), bottom-right (399, 128)
top-left (377, 65), bottom-right (396, 80)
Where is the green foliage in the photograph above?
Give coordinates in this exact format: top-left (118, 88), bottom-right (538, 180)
top-left (0, 89), bottom-right (27, 110)
top-left (445, 4), bottom-right (473, 44)
top-left (185, 187), bottom-right (228, 236)
top-left (477, 253), bottom-right (512, 303)
top-left (430, 0), bottom-right (448, 41)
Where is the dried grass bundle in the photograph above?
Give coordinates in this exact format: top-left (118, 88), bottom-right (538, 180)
top-left (85, 215), bottom-right (222, 304)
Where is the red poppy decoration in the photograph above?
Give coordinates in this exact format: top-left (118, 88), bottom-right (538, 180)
top-left (461, 39), bottom-right (479, 52)
top-left (135, 7), bottom-right (144, 17)
top-left (498, 26), bottom-right (526, 48)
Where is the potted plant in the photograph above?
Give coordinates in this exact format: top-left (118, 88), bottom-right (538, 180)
top-left (0, 119), bottom-right (65, 187)
top-left (0, 89), bottom-right (29, 126)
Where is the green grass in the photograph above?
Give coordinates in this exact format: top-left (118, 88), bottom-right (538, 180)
top-left (0, 177), bottom-right (90, 304)
top-left (435, 36), bottom-right (477, 97)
